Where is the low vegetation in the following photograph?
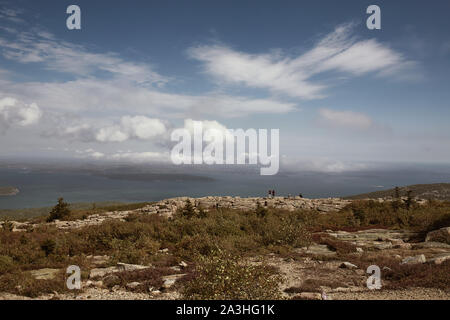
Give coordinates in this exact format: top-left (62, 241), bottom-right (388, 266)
top-left (310, 200), bottom-right (450, 235)
top-left (0, 198), bottom-right (449, 298)
top-left (183, 250), bottom-right (282, 300)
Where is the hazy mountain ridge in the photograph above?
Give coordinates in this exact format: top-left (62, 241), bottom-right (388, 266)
top-left (345, 183), bottom-right (450, 200)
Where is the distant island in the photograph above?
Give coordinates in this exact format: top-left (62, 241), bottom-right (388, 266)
top-left (0, 186), bottom-right (19, 196)
top-left (345, 183), bottom-right (450, 201)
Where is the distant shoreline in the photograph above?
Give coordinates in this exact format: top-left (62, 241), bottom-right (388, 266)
top-left (0, 186), bottom-right (19, 196)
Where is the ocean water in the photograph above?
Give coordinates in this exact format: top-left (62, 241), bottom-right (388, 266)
top-left (1, 166), bottom-right (450, 210)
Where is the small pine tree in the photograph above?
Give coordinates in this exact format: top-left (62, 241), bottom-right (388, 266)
top-left (255, 202), bottom-right (268, 218)
top-left (47, 197), bottom-right (71, 222)
top-left (391, 186), bottom-right (402, 212)
top-left (404, 190), bottom-right (414, 210)
top-left (198, 206), bottom-right (207, 218)
top-left (182, 199), bottom-right (196, 219)
top-left (394, 186), bottom-right (401, 199)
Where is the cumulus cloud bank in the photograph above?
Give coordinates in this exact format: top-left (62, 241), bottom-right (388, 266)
top-left (96, 116), bottom-right (167, 142)
top-left (0, 97), bottom-right (42, 130)
top-left (52, 115), bottom-right (167, 143)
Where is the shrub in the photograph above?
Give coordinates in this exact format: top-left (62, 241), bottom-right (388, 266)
top-left (0, 271), bottom-right (67, 298)
top-left (183, 250), bottom-right (282, 300)
top-left (255, 202), bottom-right (268, 218)
top-left (1, 220), bottom-right (14, 232)
top-left (0, 255), bottom-right (14, 274)
top-left (40, 239), bottom-right (56, 256)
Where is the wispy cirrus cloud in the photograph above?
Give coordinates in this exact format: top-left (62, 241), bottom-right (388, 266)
top-left (0, 29), bottom-right (168, 86)
top-left (188, 24), bottom-right (416, 99)
top-left (0, 7), bottom-right (24, 24)
top-left (0, 23), bottom-right (296, 119)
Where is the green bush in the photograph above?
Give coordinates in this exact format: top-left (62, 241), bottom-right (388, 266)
top-left (40, 239), bottom-right (56, 256)
top-left (183, 250), bottom-right (282, 300)
top-left (0, 255), bottom-right (14, 274)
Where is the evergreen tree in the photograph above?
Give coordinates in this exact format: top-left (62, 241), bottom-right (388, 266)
top-left (182, 199), bottom-right (196, 219)
top-left (404, 190), bottom-right (414, 210)
top-left (47, 197), bottom-right (71, 222)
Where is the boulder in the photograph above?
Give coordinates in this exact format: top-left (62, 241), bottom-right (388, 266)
top-left (87, 255), bottom-right (110, 266)
top-left (30, 268), bottom-right (60, 280)
top-left (126, 282), bottom-right (141, 289)
top-left (299, 244), bottom-right (336, 256)
top-left (412, 241), bottom-right (450, 249)
top-left (161, 274), bottom-right (187, 290)
top-left (116, 262), bottom-right (150, 272)
top-left (103, 274), bottom-right (121, 288)
top-left (339, 262), bottom-right (358, 269)
top-left (401, 254), bottom-right (426, 265)
top-left (294, 292), bottom-right (322, 300)
top-left (89, 266), bottom-right (119, 279)
top-left (425, 227), bottom-right (450, 244)
top-left (373, 242), bottom-right (393, 250)
top-left (428, 253), bottom-right (450, 265)
top-left (393, 243), bottom-right (412, 250)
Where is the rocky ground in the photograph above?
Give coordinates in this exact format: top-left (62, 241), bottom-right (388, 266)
top-left (2, 196), bottom-right (352, 231)
top-left (0, 196), bottom-right (449, 300)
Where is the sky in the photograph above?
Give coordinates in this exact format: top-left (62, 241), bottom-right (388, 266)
top-left (0, 0), bottom-right (450, 173)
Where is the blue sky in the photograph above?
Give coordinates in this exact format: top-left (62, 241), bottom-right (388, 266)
top-left (0, 0), bottom-right (450, 172)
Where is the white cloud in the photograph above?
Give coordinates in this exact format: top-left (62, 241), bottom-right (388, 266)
top-left (0, 96), bottom-right (42, 129)
top-left (183, 118), bottom-right (233, 139)
top-left (318, 108), bottom-right (373, 129)
top-left (281, 156), bottom-right (370, 173)
top-left (51, 115), bottom-right (167, 143)
top-left (96, 116), bottom-right (167, 142)
top-left (0, 24), bottom-right (296, 120)
top-left (75, 148), bottom-right (105, 159)
top-left (1, 79), bottom-right (295, 118)
top-left (188, 24), bottom-right (415, 99)
top-left (109, 151), bottom-right (168, 162)
top-left (0, 28), bottom-right (168, 86)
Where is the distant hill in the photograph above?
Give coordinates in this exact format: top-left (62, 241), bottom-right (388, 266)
top-left (344, 183), bottom-right (450, 201)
